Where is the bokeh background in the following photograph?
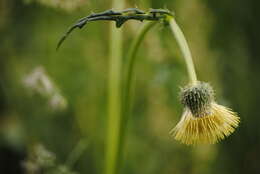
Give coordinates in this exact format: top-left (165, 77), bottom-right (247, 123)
top-left (0, 0), bottom-right (259, 174)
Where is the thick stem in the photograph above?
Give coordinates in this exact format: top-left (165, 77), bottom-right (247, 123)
top-left (169, 17), bottom-right (198, 85)
top-left (105, 1), bottom-right (124, 174)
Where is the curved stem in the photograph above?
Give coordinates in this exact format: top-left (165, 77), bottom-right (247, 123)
top-left (168, 17), bottom-right (197, 85)
top-left (121, 21), bottom-right (157, 140)
top-left (106, 21), bottom-right (156, 174)
top-left (124, 21), bottom-right (157, 109)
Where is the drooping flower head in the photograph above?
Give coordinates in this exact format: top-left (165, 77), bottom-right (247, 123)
top-left (170, 81), bottom-right (240, 145)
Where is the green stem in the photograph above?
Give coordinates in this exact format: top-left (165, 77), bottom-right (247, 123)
top-left (122, 22), bottom-right (157, 128)
top-left (105, 1), bottom-right (124, 174)
top-left (119, 21), bottom-right (157, 174)
top-left (105, 21), bottom-right (156, 174)
top-left (168, 17), bottom-right (197, 85)
top-left (65, 138), bottom-right (89, 169)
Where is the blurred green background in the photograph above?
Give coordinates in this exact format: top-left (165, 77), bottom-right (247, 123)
top-left (0, 0), bottom-right (259, 174)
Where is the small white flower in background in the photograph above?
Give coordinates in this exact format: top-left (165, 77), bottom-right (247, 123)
top-left (49, 93), bottom-right (67, 110)
top-left (24, 0), bottom-right (87, 12)
top-left (23, 66), bottom-right (67, 110)
top-left (23, 67), bottom-right (52, 95)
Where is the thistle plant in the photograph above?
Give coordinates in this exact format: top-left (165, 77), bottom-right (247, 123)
top-left (57, 6), bottom-right (240, 174)
top-left (171, 82), bottom-right (240, 145)
top-left (167, 18), bottom-right (240, 145)
top-left (56, 8), bottom-right (173, 50)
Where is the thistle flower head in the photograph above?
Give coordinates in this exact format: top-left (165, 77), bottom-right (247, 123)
top-left (180, 82), bottom-right (214, 117)
top-left (171, 81), bottom-right (240, 145)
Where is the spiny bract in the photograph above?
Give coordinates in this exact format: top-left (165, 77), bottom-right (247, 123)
top-left (171, 81), bottom-right (240, 145)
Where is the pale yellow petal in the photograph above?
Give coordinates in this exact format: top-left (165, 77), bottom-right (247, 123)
top-left (170, 103), bottom-right (240, 145)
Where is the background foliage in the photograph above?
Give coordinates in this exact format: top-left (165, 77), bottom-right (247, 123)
top-left (0, 0), bottom-right (259, 174)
